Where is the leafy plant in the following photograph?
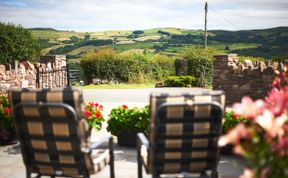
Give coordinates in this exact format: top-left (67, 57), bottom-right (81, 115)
top-left (80, 48), bottom-right (175, 84)
top-left (107, 105), bottom-right (149, 136)
top-left (84, 102), bottom-right (105, 131)
top-left (219, 69), bottom-right (288, 178)
top-left (181, 46), bottom-right (215, 86)
top-left (0, 22), bottom-right (41, 65)
top-left (0, 94), bottom-right (14, 140)
top-left (164, 75), bottom-right (200, 87)
top-left (223, 111), bottom-right (248, 134)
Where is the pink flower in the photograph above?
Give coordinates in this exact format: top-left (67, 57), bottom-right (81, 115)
top-left (274, 136), bottom-right (288, 156)
top-left (239, 168), bottom-right (255, 178)
top-left (265, 88), bottom-right (288, 117)
top-left (255, 110), bottom-right (287, 138)
top-left (218, 123), bottom-right (251, 147)
top-left (99, 105), bottom-right (103, 110)
top-left (233, 96), bottom-right (265, 119)
top-left (272, 77), bottom-right (281, 87)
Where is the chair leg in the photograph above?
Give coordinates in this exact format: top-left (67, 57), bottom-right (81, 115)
top-left (211, 168), bottom-right (218, 178)
top-left (109, 137), bottom-right (115, 178)
top-left (137, 146), bottom-right (142, 178)
top-left (26, 167), bottom-right (31, 178)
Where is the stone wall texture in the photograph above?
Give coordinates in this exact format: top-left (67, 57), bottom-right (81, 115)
top-left (213, 54), bottom-right (286, 105)
top-left (0, 55), bottom-right (67, 93)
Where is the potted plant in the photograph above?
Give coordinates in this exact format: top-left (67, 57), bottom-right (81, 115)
top-left (84, 102), bottom-right (105, 131)
top-left (219, 70), bottom-right (288, 178)
top-left (0, 94), bottom-right (17, 145)
top-left (107, 105), bottom-right (149, 147)
top-left (221, 111), bottom-right (248, 154)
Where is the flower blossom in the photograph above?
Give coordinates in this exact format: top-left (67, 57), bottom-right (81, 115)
top-left (233, 96), bottom-right (265, 119)
top-left (122, 105), bottom-right (128, 109)
top-left (265, 88), bottom-right (288, 117)
top-left (239, 168), bottom-right (255, 178)
top-left (85, 110), bottom-right (91, 117)
top-left (95, 112), bottom-right (102, 118)
top-left (255, 110), bottom-right (288, 138)
top-left (274, 136), bottom-right (288, 156)
top-left (218, 123), bottom-right (251, 147)
top-left (4, 107), bottom-right (11, 114)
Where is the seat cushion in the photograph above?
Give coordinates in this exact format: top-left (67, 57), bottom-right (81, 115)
top-left (90, 149), bottom-right (110, 174)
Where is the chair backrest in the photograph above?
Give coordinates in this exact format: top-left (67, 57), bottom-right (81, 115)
top-left (9, 88), bottom-right (95, 177)
top-left (149, 91), bottom-right (225, 175)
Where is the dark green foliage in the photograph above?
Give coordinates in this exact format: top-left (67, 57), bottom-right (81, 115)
top-left (163, 76), bottom-right (200, 87)
top-left (107, 105), bottom-right (150, 136)
top-left (38, 39), bottom-right (58, 48)
top-left (49, 39), bottom-right (113, 54)
top-left (132, 30), bottom-right (144, 35)
top-left (170, 34), bottom-right (203, 45)
top-left (181, 46), bottom-right (215, 85)
top-left (158, 30), bottom-right (170, 36)
top-left (0, 22), bottom-right (41, 65)
top-left (80, 48), bottom-right (175, 84)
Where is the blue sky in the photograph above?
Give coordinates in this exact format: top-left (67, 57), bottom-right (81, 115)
top-left (0, 0), bottom-right (287, 32)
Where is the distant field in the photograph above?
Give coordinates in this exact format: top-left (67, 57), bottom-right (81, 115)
top-left (113, 42), bottom-right (157, 52)
top-left (31, 29), bottom-right (84, 42)
top-left (212, 43), bottom-right (261, 53)
top-left (29, 26), bottom-right (288, 59)
top-left (68, 45), bottom-right (99, 55)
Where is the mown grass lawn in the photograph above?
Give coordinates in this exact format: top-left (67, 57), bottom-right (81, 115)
top-left (80, 83), bottom-right (155, 89)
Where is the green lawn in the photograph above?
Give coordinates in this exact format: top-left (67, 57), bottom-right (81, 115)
top-left (80, 83), bottom-right (155, 89)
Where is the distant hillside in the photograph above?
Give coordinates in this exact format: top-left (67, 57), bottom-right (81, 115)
top-left (28, 26), bottom-right (288, 59)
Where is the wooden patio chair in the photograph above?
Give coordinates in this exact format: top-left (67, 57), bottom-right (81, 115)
top-left (137, 91), bottom-right (225, 178)
top-left (9, 87), bottom-right (115, 178)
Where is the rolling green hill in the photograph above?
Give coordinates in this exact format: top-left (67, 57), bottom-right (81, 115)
top-left (29, 27), bottom-right (288, 59)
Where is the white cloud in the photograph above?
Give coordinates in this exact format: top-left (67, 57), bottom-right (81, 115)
top-left (0, 0), bottom-right (287, 31)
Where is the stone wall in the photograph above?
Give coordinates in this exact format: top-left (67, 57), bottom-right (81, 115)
top-left (0, 61), bottom-right (37, 92)
top-left (0, 55), bottom-right (67, 93)
top-left (37, 55), bottom-right (67, 88)
top-left (213, 54), bottom-right (286, 105)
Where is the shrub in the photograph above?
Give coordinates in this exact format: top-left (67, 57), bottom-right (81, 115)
top-left (163, 76), bottom-right (200, 87)
top-left (107, 105), bottom-right (149, 136)
top-left (80, 48), bottom-right (175, 84)
top-left (180, 46), bottom-right (215, 85)
top-left (0, 22), bottom-right (41, 65)
top-left (84, 102), bottom-right (105, 131)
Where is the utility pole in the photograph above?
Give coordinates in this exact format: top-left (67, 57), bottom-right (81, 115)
top-left (204, 1), bottom-right (208, 49)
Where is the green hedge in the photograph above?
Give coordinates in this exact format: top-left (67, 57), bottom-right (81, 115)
top-left (164, 76), bottom-right (200, 87)
top-left (80, 48), bottom-right (175, 84)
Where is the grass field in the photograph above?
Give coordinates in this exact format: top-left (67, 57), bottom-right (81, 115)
top-left (80, 83), bottom-right (155, 89)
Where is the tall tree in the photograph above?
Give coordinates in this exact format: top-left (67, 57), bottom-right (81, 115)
top-left (0, 22), bottom-right (41, 65)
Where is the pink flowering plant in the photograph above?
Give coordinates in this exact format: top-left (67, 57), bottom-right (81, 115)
top-left (219, 69), bottom-right (288, 178)
top-left (0, 94), bottom-right (14, 141)
top-left (84, 102), bottom-right (105, 131)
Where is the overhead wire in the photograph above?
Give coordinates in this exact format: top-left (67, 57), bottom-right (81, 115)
top-left (208, 5), bottom-right (240, 30)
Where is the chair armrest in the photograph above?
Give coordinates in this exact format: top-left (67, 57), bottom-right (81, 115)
top-left (82, 134), bottom-right (112, 153)
top-left (137, 133), bottom-right (149, 149)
